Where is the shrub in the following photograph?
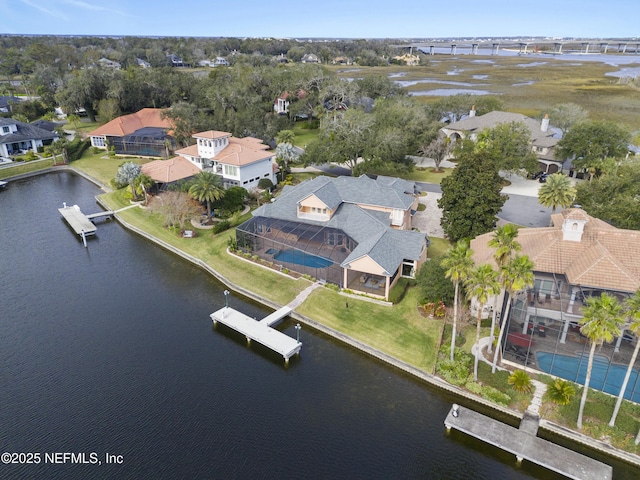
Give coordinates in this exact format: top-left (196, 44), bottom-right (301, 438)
top-left (388, 277), bottom-right (414, 304)
top-left (544, 378), bottom-right (576, 406)
top-left (213, 220), bottom-right (231, 234)
top-left (465, 381), bottom-right (483, 395)
top-left (508, 370), bottom-right (533, 394)
top-left (436, 344), bottom-right (472, 386)
top-left (324, 283), bottom-right (339, 291)
top-left (227, 236), bottom-right (237, 252)
top-left (258, 178), bottom-right (274, 190)
top-left (481, 385), bottom-right (511, 406)
top-left (66, 138), bottom-right (90, 161)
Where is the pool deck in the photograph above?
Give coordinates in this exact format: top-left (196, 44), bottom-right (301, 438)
top-left (445, 404), bottom-right (612, 480)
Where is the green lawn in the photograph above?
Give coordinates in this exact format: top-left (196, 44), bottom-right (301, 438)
top-left (292, 124), bottom-right (319, 148)
top-left (427, 236), bottom-right (451, 258)
top-left (72, 152), bottom-right (152, 187)
top-left (406, 166), bottom-right (453, 184)
top-left (100, 191), bottom-right (308, 307)
top-left (296, 287), bottom-right (443, 372)
top-left (0, 158), bottom-right (55, 180)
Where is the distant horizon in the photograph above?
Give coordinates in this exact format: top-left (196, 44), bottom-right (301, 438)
top-left (1, 33), bottom-right (639, 42)
top-left (1, 0), bottom-right (638, 39)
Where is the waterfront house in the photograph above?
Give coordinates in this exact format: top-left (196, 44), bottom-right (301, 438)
top-left (236, 175), bottom-right (429, 301)
top-left (174, 130), bottom-right (278, 190)
top-left (471, 208), bottom-right (640, 401)
top-left (0, 117), bottom-right (59, 157)
top-left (88, 108), bottom-right (175, 157)
top-left (441, 109), bottom-right (562, 174)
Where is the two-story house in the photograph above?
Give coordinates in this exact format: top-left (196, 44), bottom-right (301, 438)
top-left (470, 208), bottom-right (640, 401)
top-left (441, 109), bottom-right (562, 174)
top-left (236, 175), bottom-right (429, 301)
top-left (175, 130), bottom-right (278, 190)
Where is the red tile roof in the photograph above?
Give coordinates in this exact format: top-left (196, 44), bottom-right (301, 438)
top-left (470, 208), bottom-right (640, 293)
top-left (141, 156), bottom-right (201, 183)
top-left (89, 108), bottom-right (173, 137)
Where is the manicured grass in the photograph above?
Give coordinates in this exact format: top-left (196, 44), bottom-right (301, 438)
top-left (292, 123), bottom-right (319, 148)
top-left (406, 167), bottom-right (453, 184)
top-left (427, 236), bottom-right (451, 259)
top-left (99, 191), bottom-right (307, 307)
top-left (72, 152), bottom-right (152, 187)
top-left (0, 158), bottom-right (55, 179)
top-left (296, 287), bottom-right (443, 372)
top-left (541, 380), bottom-right (640, 454)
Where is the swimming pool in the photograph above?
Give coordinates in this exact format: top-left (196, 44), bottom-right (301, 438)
top-left (273, 249), bottom-right (333, 268)
top-left (536, 352), bottom-right (640, 403)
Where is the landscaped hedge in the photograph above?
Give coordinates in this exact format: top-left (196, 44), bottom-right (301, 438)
top-left (388, 277), bottom-right (416, 304)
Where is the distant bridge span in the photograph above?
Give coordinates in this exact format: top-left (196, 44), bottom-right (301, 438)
top-left (393, 39), bottom-right (640, 55)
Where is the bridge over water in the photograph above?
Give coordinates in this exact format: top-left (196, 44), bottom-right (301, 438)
top-left (394, 39), bottom-right (640, 55)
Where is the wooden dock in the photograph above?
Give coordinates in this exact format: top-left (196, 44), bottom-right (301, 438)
top-left (59, 204), bottom-right (98, 238)
top-left (444, 405), bottom-right (612, 480)
top-left (210, 306), bottom-right (301, 362)
top-left (59, 203), bottom-right (114, 246)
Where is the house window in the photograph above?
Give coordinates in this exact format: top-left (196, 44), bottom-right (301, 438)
top-left (326, 232), bottom-right (344, 246)
top-left (92, 136), bottom-right (105, 147)
top-left (224, 165), bottom-right (238, 177)
top-left (2, 126), bottom-right (10, 134)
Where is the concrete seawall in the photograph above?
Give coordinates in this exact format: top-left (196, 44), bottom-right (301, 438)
top-left (10, 166), bottom-right (637, 469)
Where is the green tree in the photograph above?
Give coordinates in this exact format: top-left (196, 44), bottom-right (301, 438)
top-left (544, 379), bottom-right (576, 406)
top-left (549, 103), bottom-right (589, 136)
top-left (188, 171), bottom-right (225, 219)
top-left (577, 293), bottom-right (624, 429)
top-left (575, 158), bottom-right (640, 230)
top-left (438, 151), bottom-right (507, 242)
top-left (508, 370), bottom-right (533, 394)
top-left (475, 121), bottom-right (539, 175)
top-left (555, 121), bottom-right (630, 180)
top-left (134, 173), bottom-right (154, 205)
top-left (115, 161), bottom-right (142, 197)
top-left (487, 224), bottom-right (521, 354)
top-left (465, 264), bottom-right (501, 381)
top-left (418, 133), bottom-right (451, 172)
top-left (441, 240), bottom-right (474, 361)
top-left (276, 129), bottom-right (295, 145)
top-left (538, 173), bottom-right (577, 216)
top-left (491, 255), bottom-right (535, 373)
top-left (416, 255), bottom-right (455, 306)
top-left (609, 289), bottom-right (640, 427)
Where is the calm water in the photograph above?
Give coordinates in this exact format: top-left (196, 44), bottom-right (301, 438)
top-left (1, 171), bottom-right (638, 479)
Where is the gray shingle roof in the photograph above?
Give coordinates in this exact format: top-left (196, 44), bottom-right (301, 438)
top-left (0, 118), bottom-right (59, 143)
top-left (252, 175), bottom-right (427, 273)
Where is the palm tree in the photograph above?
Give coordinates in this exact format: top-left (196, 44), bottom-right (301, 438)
top-left (487, 224), bottom-right (521, 353)
top-left (508, 370), bottom-right (533, 394)
top-left (188, 171), bottom-right (225, 219)
top-left (441, 240), bottom-right (474, 362)
top-left (134, 173), bottom-right (154, 205)
top-left (276, 129), bottom-right (295, 145)
top-left (491, 255), bottom-right (535, 373)
top-left (577, 293), bottom-right (623, 429)
top-left (465, 264), bottom-right (501, 381)
top-left (544, 378), bottom-right (576, 406)
top-left (609, 289), bottom-right (640, 427)
top-left (538, 173), bottom-right (577, 216)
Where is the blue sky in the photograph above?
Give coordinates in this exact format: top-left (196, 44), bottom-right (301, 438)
top-left (1, 0), bottom-right (638, 38)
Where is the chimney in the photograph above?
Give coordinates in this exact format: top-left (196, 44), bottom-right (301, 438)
top-left (469, 105), bottom-right (476, 118)
top-left (541, 114), bottom-right (549, 132)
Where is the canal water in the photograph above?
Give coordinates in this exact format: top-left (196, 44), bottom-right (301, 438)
top-left (1, 171), bottom-right (638, 479)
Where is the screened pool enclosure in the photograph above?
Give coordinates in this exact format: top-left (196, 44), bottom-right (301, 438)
top-left (236, 216), bottom-right (352, 286)
top-left (110, 127), bottom-right (175, 157)
top-left (499, 274), bottom-right (640, 402)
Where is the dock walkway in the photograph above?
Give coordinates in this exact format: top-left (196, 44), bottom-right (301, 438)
top-left (58, 204), bottom-right (98, 237)
top-left (211, 306), bottom-right (301, 362)
top-left (444, 404), bottom-right (612, 480)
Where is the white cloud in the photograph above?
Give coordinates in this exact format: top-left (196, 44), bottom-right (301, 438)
top-left (62, 0), bottom-right (129, 16)
top-left (19, 0), bottom-right (68, 20)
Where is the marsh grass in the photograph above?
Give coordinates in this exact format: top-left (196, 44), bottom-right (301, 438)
top-left (331, 57), bottom-right (640, 131)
